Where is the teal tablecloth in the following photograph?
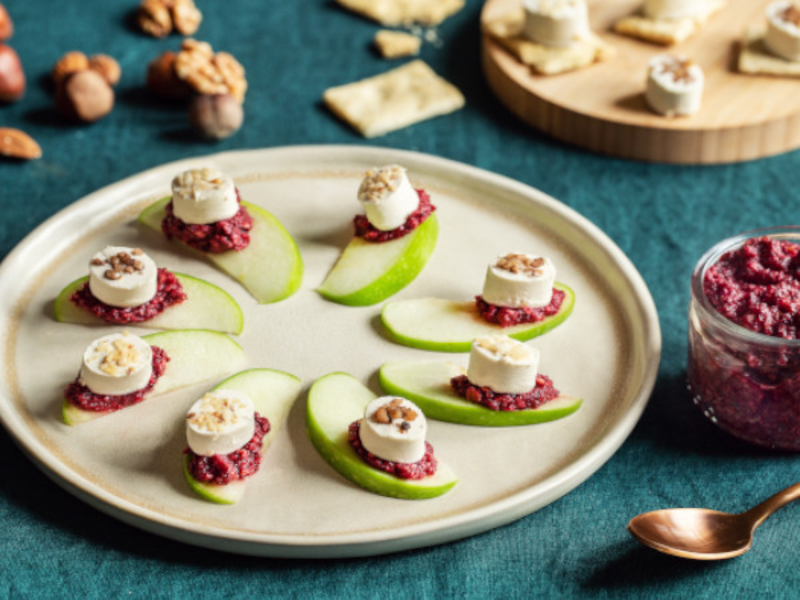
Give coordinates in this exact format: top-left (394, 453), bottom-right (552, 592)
top-left (1, 0), bottom-right (798, 596)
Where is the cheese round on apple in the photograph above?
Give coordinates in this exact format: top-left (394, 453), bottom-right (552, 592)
top-left (306, 372), bottom-right (457, 499)
top-left (62, 329), bottom-right (247, 425)
top-left (379, 360), bottom-right (582, 427)
top-left (183, 368), bottom-right (302, 504)
top-left (138, 197), bottom-right (303, 305)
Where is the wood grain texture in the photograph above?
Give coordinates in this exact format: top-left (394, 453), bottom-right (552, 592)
top-left (482, 0), bottom-right (800, 164)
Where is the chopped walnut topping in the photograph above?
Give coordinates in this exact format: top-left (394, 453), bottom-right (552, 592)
top-left (99, 337), bottom-right (141, 376)
top-left (496, 253), bottom-right (545, 277)
top-left (94, 250), bottom-right (147, 280)
top-left (187, 392), bottom-right (249, 433)
top-left (371, 397), bottom-right (419, 433)
top-left (780, 5), bottom-right (800, 26)
top-left (475, 335), bottom-right (534, 362)
top-left (173, 39), bottom-right (247, 103)
top-left (654, 57), bottom-right (696, 84)
top-left (358, 165), bottom-right (405, 203)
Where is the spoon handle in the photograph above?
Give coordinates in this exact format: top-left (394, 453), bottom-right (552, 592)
top-left (742, 482), bottom-right (800, 529)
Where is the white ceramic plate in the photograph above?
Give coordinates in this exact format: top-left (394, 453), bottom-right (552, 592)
top-left (0, 146), bottom-right (660, 558)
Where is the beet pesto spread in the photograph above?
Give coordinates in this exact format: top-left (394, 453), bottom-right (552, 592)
top-left (703, 236), bottom-right (800, 339)
top-left (476, 288), bottom-right (565, 328)
top-left (451, 374), bottom-right (559, 411)
top-left (354, 189), bottom-right (435, 243)
top-left (65, 346), bottom-right (169, 412)
top-left (185, 414), bottom-right (270, 485)
top-left (162, 190), bottom-right (253, 253)
top-left (348, 420), bottom-right (437, 479)
top-left (71, 268), bottom-right (186, 324)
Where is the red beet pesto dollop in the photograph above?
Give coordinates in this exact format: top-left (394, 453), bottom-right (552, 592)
top-left (70, 268), bottom-right (186, 324)
top-left (348, 421), bottom-right (437, 479)
top-left (476, 288), bottom-right (565, 328)
top-left (451, 374), bottom-right (559, 411)
top-left (354, 189), bottom-right (435, 243)
top-left (185, 414), bottom-right (270, 485)
top-left (162, 190), bottom-right (253, 253)
top-left (64, 346), bottom-right (169, 412)
top-left (703, 236), bottom-right (800, 339)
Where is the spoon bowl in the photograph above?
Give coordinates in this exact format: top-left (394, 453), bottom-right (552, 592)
top-left (627, 482), bottom-right (800, 560)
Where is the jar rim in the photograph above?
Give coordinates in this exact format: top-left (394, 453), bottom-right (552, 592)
top-left (691, 225), bottom-right (800, 348)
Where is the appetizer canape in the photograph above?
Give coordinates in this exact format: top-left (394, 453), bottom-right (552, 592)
top-left (55, 245), bottom-right (243, 334)
top-left (183, 369), bottom-right (302, 504)
top-left (138, 168), bottom-right (303, 304)
top-left (644, 55), bottom-right (704, 117)
top-left (380, 334), bottom-right (582, 427)
top-left (62, 329), bottom-right (246, 425)
top-left (318, 165), bottom-right (439, 306)
top-left (381, 251), bottom-right (574, 352)
top-left (307, 372), bottom-right (457, 499)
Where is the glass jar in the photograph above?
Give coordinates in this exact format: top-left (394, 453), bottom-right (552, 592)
top-left (688, 227), bottom-right (800, 451)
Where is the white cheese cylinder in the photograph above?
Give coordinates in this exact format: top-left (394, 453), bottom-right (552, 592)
top-left (79, 332), bottom-right (153, 396)
top-left (481, 253), bottom-right (556, 308)
top-left (643, 0), bottom-right (705, 20)
top-left (88, 246), bottom-right (158, 308)
top-left (171, 167), bottom-right (239, 225)
top-left (765, 1), bottom-right (800, 62)
top-left (467, 335), bottom-right (540, 395)
top-left (645, 55), bottom-right (704, 117)
top-left (186, 389), bottom-right (256, 457)
top-left (523, 0), bottom-right (589, 47)
top-left (357, 165), bottom-right (420, 232)
top-left (359, 396), bottom-right (427, 464)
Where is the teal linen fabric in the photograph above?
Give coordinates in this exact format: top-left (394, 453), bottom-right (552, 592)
top-left (1, 0), bottom-right (799, 596)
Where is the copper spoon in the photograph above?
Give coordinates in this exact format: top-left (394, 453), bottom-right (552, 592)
top-left (627, 482), bottom-right (800, 560)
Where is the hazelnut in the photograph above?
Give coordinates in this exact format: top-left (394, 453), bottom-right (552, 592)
top-left (188, 93), bottom-right (243, 139)
top-left (0, 4), bottom-right (13, 42)
top-left (146, 51), bottom-right (191, 99)
top-left (52, 51), bottom-right (89, 86)
top-left (56, 69), bottom-right (114, 122)
top-left (0, 43), bottom-right (24, 102)
top-left (88, 54), bottom-right (121, 87)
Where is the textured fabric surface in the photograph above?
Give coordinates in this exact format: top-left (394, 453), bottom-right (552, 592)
top-left (1, 0), bottom-right (799, 597)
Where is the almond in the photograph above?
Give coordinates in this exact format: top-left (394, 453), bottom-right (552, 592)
top-left (0, 128), bottom-right (42, 160)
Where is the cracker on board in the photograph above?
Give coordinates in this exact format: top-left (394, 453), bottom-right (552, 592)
top-left (485, 8), bottom-right (615, 75)
top-left (739, 24), bottom-right (800, 76)
top-left (613, 0), bottom-right (726, 45)
top-left (374, 30), bottom-right (421, 59)
top-left (323, 60), bottom-right (465, 138)
top-left (335, 0), bottom-right (464, 26)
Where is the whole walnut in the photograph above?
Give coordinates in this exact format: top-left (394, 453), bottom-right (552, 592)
top-left (188, 94), bottom-right (243, 139)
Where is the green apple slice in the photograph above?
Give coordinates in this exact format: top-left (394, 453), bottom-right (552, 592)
top-left (318, 213), bottom-right (438, 306)
top-left (379, 360), bottom-right (582, 427)
top-left (381, 282), bottom-right (575, 352)
top-left (306, 371), bottom-right (457, 500)
top-left (138, 197), bottom-right (303, 304)
top-left (184, 368), bottom-right (302, 504)
top-left (62, 329), bottom-right (246, 426)
top-left (53, 273), bottom-right (243, 334)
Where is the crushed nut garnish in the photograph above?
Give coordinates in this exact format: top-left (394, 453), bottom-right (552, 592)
top-left (187, 392), bottom-right (249, 433)
top-left (496, 253), bottom-right (545, 277)
top-left (371, 397), bottom-right (419, 433)
top-left (655, 57), bottom-right (696, 84)
top-left (94, 250), bottom-right (147, 280)
top-left (98, 337), bottom-right (142, 376)
top-left (358, 165), bottom-right (404, 203)
top-left (780, 5), bottom-right (800, 26)
top-left (475, 335), bottom-right (534, 362)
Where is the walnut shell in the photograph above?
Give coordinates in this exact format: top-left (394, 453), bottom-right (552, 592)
top-left (146, 51), bottom-right (191, 99)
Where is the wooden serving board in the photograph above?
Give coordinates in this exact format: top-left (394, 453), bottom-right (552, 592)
top-left (482, 0), bottom-right (800, 164)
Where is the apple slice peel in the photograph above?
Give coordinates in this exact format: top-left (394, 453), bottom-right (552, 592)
top-left (379, 360), bottom-right (582, 427)
top-left (381, 283), bottom-right (575, 353)
top-left (306, 372), bottom-right (458, 500)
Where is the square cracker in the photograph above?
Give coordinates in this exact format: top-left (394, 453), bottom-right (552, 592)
top-left (613, 0), bottom-right (726, 46)
top-left (485, 9), bottom-right (615, 76)
top-left (739, 25), bottom-right (800, 76)
top-left (335, 0), bottom-right (464, 26)
top-left (323, 60), bottom-right (465, 138)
